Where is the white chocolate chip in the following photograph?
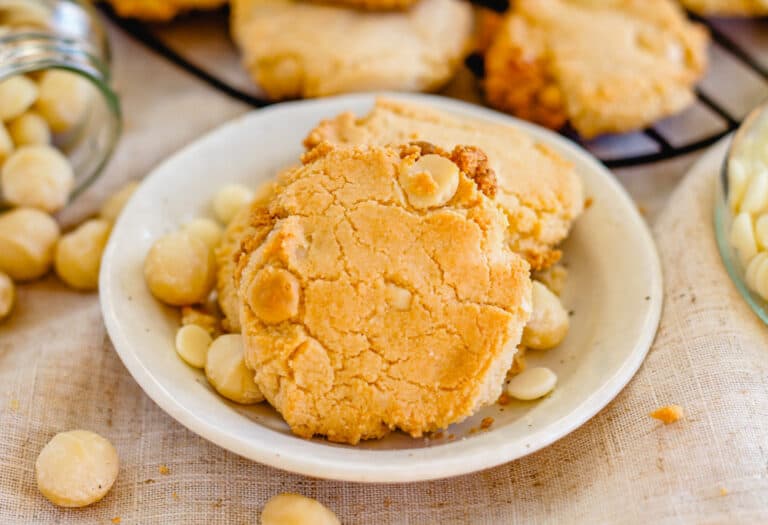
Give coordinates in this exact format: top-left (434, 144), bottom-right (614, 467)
top-left (35, 430), bottom-right (119, 508)
top-left (385, 282), bottom-right (412, 311)
top-left (183, 218), bottom-right (223, 250)
top-left (0, 121), bottom-right (13, 164)
top-left (522, 281), bottom-right (569, 350)
top-left (260, 493), bottom-right (341, 525)
top-left (205, 334), bottom-right (263, 404)
top-left (739, 169), bottom-right (768, 215)
top-left (8, 111), bottom-right (51, 146)
top-left (99, 181), bottom-right (139, 223)
top-left (0, 271), bottom-right (14, 321)
top-left (0, 207), bottom-right (60, 281)
top-left (35, 70), bottom-right (94, 133)
top-left (0, 75), bottom-right (38, 122)
top-left (728, 158), bottom-right (749, 214)
top-left (54, 219), bottom-right (111, 291)
top-left (175, 324), bottom-right (212, 369)
top-left (212, 184), bottom-right (254, 224)
top-left (1, 145), bottom-right (74, 212)
top-left (730, 212), bottom-right (758, 267)
top-left (144, 231), bottom-right (216, 306)
top-left (399, 154), bottom-right (459, 209)
top-left (506, 367), bottom-right (557, 401)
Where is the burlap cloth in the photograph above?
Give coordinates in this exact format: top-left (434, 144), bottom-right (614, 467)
top-left (2, 22), bottom-right (768, 525)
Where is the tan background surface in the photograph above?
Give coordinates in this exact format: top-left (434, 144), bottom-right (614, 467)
top-left (1, 20), bottom-right (768, 524)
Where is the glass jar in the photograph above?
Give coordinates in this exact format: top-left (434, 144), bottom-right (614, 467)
top-left (715, 100), bottom-right (768, 325)
top-left (0, 0), bottom-right (121, 202)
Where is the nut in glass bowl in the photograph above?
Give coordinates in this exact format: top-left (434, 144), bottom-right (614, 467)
top-left (715, 100), bottom-right (768, 324)
top-left (0, 0), bottom-right (121, 210)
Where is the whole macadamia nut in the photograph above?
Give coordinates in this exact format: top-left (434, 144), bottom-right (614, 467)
top-left (54, 219), bottom-right (112, 291)
top-left (99, 181), bottom-right (139, 223)
top-left (35, 70), bottom-right (94, 133)
top-left (0, 207), bottom-right (60, 281)
top-left (0, 271), bottom-right (15, 321)
top-left (1, 145), bottom-right (74, 212)
top-left (8, 111), bottom-right (51, 146)
top-left (144, 231), bottom-right (216, 305)
top-left (260, 493), bottom-right (340, 525)
top-left (0, 75), bottom-right (38, 122)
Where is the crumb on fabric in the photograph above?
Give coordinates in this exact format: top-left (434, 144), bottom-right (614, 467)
top-left (481, 417), bottom-right (494, 430)
top-left (720, 487), bottom-right (728, 496)
top-left (172, 492), bottom-right (180, 500)
top-left (9, 399), bottom-right (19, 411)
top-left (159, 465), bottom-right (170, 475)
top-left (650, 405), bottom-right (683, 424)
top-left (112, 518), bottom-right (121, 524)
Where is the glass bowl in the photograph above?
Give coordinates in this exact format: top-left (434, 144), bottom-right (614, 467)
top-left (715, 100), bottom-right (768, 324)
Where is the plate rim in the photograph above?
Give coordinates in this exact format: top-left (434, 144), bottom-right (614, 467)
top-left (100, 92), bottom-right (663, 483)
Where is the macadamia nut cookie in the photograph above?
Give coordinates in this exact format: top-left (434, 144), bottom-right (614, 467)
top-left (231, 0), bottom-right (472, 100)
top-left (680, 0), bottom-right (768, 16)
top-left (105, 0), bottom-right (227, 20)
top-left (484, 0), bottom-right (709, 138)
top-left (305, 99), bottom-right (583, 270)
top-left (236, 143), bottom-right (532, 444)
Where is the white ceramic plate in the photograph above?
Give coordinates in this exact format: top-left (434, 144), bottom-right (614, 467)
top-left (100, 93), bottom-right (662, 483)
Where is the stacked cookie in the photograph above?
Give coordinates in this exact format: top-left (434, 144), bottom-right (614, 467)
top-left (178, 100), bottom-right (581, 444)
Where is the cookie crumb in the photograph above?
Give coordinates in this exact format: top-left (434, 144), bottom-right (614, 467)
top-left (158, 465), bottom-right (170, 475)
top-left (9, 399), bottom-right (19, 411)
top-left (172, 492), bottom-right (180, 500)
top-left (480, 417), bottom-right (494, 430)
top-left (498, 392), bottom-right (511, 406)
top-left (431, 431), bottom-right (444, 440)
top-left (584, 197), bottom-right (593, 209)
top-left (111, 518), bottom-right (121, 524)
top-left (719, 487), bottom-right (728, 496)
top-left (650, 405), bottom-right (683, 424)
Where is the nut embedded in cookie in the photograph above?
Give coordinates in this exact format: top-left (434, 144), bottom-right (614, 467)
top-left (236, 143), bottom-right (533, 444)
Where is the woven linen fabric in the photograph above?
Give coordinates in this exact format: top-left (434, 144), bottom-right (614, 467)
top-left (2, 20), bottom-right (768, 525)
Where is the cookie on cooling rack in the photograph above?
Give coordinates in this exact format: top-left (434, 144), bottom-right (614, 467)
top-left (234, 142), bottom-right (532, 444)
top-left (304, 98), bottom-right (583, 270)
top-left (680, 0), bottom-right (768, 16)
top-left (483, 0), bottom-right (709, 138)
top-left (105, 0), bottom-right (227, 20)
top-left (230, 0), bottom-right (472, 100)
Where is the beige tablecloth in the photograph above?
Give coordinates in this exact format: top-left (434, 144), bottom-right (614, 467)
top-left (2, 20), bottom-right (768, 524)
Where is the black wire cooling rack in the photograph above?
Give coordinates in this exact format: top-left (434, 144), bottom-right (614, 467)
top-left (102, 5), bottom-right (768, 168)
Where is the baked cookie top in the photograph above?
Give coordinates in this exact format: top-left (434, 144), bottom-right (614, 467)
top-left (105, 0), bottom-right (226, 20)
top-left (305, 99), bottom-right (583, 270)
top-left (230, 0), bottom-right (472, 100)
top-left (484, 0), bottom-right (709, 138)
top-left (680, 0), bottom-right (768, 16)
top-left (306, 0), bottom-right (419, 10)
top-left (235, 143), bottom-right (532, 444)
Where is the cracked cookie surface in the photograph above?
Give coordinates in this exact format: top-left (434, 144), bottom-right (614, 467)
top-left (680, 0), bottom-right (768, 16)
top-left (305, 98), bottom-right (583, 270)
top-left (230, 0), bottom-right (472, 100)
top-left (236, 143), bottom-right (532, 444)
top-left (484, 0), bottom-right (709, 138)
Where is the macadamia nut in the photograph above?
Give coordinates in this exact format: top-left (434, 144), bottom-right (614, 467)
top-left (506, 367), bottom-right (557, 401)
top-left (730, 212), bottom-right (758, 267)
top-left (175, 324), bottom-right (212, 369)
top-left (261, 493), bottom-right (341, 525)
top-left (246, 267), bottom-right (301, 324)
top-left (144, 231), bottom-right (216, 305)
top-left (522, 281), bottom-right (569, 350)
top-left (212, 184), bottom-right (253, 224)
top-left (1, 145), bottom-right (74, 212)
top-left (0, 75), bottom-right (38, 122)
top-left (35, 430), bottom-right (119, 508)
top-left (0, 121), bottom-right (13, 164)
top-left (205, 334), bottom-right (263, 404)
top-left (54, 219), bottom-right (111, 291)
top-left (35, 70), bottom-right (94, 133)
top-left (0, 271), bottom-right (14, 321)
top-left (183, 218), bottom-right (223, 250)
top-left (8, 111), bottom-right (51, 146)
top-left (399, 154), bottom-right (459, 209)
top-left (0, 207), bottom-right (60, 281)
top-left (99, 181), bottom-right (138, 223)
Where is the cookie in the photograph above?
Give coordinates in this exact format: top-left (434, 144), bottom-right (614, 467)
top-left (484, 0), bottom-right (709, 138)
top-left (230, 0), bottom-right (472, 100)
top-left (307, 0), bottom-right (419, 10)
top-left (680, 0), bottom-right (768, 16)
top-left (105, 0), bottom-right (227, 20)
top-left (304, 98), bottom-right (583, 270)
top-left (236, 143), bottom-right (532, 444)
